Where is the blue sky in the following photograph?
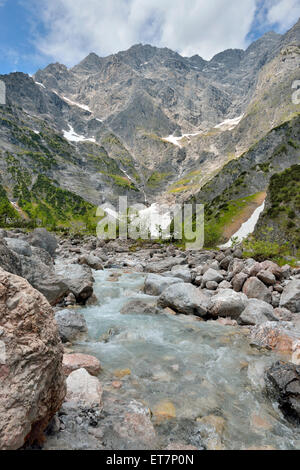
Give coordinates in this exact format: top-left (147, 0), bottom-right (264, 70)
top-left (0, 0), bottom-right (299, 75)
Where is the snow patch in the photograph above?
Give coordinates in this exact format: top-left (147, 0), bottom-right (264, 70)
top-left (62, 96), bottom-right (91, 112)
top-left (35, 81), bottom-right (46, 89)
top-left (214, 114), bottom-right (244, 131)
top-left (220, 200), bottom-right (265, 248)
top-left (163, 131), bottom-right (202, 148)
top-left (63, 125), bottom-right (96, 143)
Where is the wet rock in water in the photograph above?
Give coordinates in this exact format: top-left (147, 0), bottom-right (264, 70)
top-left (239, 299), bottom-right (278, 326)
top-left (250, 321), bottom-right (299, 354)
top-left (152, 400), bottom-right (176, 419)
top-left (55, 264), bottom-right (94, 303)
top-left (208, 289), bottom-right (248, 319)
top-left (257, 270), bottom-right (276, 286)
top-left (196, 414), bottom-right (225, 450)
top-left (202, 268), bottom-right (224, 286)
top-left (232, 272), bottom-right (248, 292)
top-left (78, 254), bottom-right (103, 271)
top-left (280, 280), bottom-right (300, 313)
top-left (114, 368), bottom-right (131, 378)
top-left (0, 268), bottom-right (66, 450)
top-left (55, 309), bottom-right (88, 343)
top-left (158, 283), bottom-right (210, 317)
top-left (145, 257), bottom-right (186, 274)
top-left (28, 228), bottom-right (58, 256)
top-left (4, 238), bottom-right (32, 257)
top-left (65, 368), bottom-right (103, 408)
top-left (120, 299), bottom-right (161, 315)
top-left (165, 443), bottom-right (199, 450)
top-left (265, 361), bottom-right (300, 425)
top-left (62, 353), bottom-right (101, 377)
top-left (144, 273), bottom-right (183, 296)
top-left (243, 277), bottom-right (272, 303)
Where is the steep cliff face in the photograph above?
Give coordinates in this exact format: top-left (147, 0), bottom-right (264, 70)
top-left (0, 20), bottom-right (299, 232)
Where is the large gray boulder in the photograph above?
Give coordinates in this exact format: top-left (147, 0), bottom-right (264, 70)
top-left (239, 299), bottom-right (278, 326)
top-left (55, 309), bottom-right (88, 343)
top-left (0, 239), bottom-right (22, 275)
top-left (208, 289), bottom-right (248, 319)
top-left (55, 264), bottom-right (94, 303)
top-left (28, 228), bottom-right (58, 256)
top-left (120, 299), bottom-right (161, 315)
top-left (78, 254), bottom-right (103, 271)
top-left (202, 268), bottom-right (223, 285)
top-left (242, 277), bottom-right (272, 303)
top-left (4, 238), bottom-right (32, 257)
top-left (170, 266), bottom-right (192, 283)
top-left (144, 273), bottom-right (183, 296)
top-left (280, 280), bottom-right (300, 313)
top-left (158, 283), bottom-right (210, 317)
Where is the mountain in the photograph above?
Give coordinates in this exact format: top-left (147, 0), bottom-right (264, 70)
top-left (0, 19), bottom-right (299, 238)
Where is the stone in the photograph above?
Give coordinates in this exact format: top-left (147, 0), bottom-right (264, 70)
top-left (153, 400), bottom-right (176, 419)
top-left (232, 272), bottom-right (248, 292)
top-left (265, 361), bottom-right (300, 425)
top-left (280, 280), bottom-right (300, 313)
top-left (55, 263), bottom-right (94, 303)
top-left (219, 256), bottom-right (232, 270)
top-left (206, 281), bottom-right (218, 290)
top-left (257, 270), bottom-right (276, 286)
top-left (202, 268), bottom-right (224, 285)
top-left (243, 277), bottom-right (272, 303)
top-left (120, 299), bottom-right (160, 315)
top-left (271, 292), bottom-right (280, 308)
top-left (144, 273), bottom-right (183, 296)
top-left (0, 239), bottom-right (22, 275)
top-left (239, 299), bottom-right (278, 325)
top-left (216, 317), bottom-right (238, 326)
top-left (145, 257), bottom-right (186, 274)
top-left (170, 266), bottom-right (192, 283)
top-left (65, 368), bottom-right (103, 408)
top-left (196, 415), bottom-right (225, 450)
top-left (78, 254), bottom-right (103, 270)
top-left (281, 265), bottom-right (292, 279)
top-left (250, 321), bottom-right (299, 354)
top-left (273, 307), bottom-right (294, 321)
top-left (248, 262), bottom-right (262, 277)
top-left (260, 260), bottom-right (282, 280)
top-left (208, 289), bottom-right (248, 319)
top-left (63, 353), bottom-right (101, 376)
top-left (158, 283), bottom-right (210, 317)
top-left (218, 280), bottom-right (232, 289)
top-left (0, 268), bottom-right (66, 450)
top-left (114, 368), bottom-right (131, 378)
top-left (55, 309), bottom-right (88, 343)
top-left (292, 341), bottom-right (300, 366)
top-left (4, 238), bottom-right (32, 257)
top-left (165, 443), bottom-right (198, 450)
top-left (28, 228), bottom-right (58, 256)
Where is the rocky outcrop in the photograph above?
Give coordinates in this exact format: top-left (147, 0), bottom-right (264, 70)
top-left (265, 361), bottom-right (300, 425)
top-left (0, 268), bottom-right (66, 450)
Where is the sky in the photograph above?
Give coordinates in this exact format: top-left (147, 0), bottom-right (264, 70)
top-left (0, 0), bottom-right (299, 75)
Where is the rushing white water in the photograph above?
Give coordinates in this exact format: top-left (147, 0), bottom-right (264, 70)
top-left (76, 269), bottom-right (300, 450)
top-left (221, 201), bottom-right (266, 248)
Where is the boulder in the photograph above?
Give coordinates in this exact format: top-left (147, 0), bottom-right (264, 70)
top-left (0, 239), bottom-right (22, 275)
top-left (242, 277), bottom-right (272, 303)
top-left (218, 280), bottom-right (232, 289)
top-left (280, 280), bottom-right (300, 313)
top-left (66, 368), bottom-right (103, 408)
top-left (63, 354), bottom-right (101, 377)
top-left (219, 256), bottom-right (232, 270)
top-left (257, 270), bottom-right (276, 286)
top-left (158, 283), bottom-right (210, 317)
top-left (273, 307), bottom-right (294, 322)
top-left (232, 272), bottom-right (248, 292)
top-left (250, 321), bottom-right (299, 354)
top-left (55, 309), bottom-right (88, 343)
top-left (28, 228), bottom-right (58, 256)
top-left (260, 260), bottom-right (282, 280)
top-left (206, 281), bottom-right (218, 290)
top-left (145, 257), bottom-right (186, 274)
top-left (78, 254), bottom-right (103, 271)
top-left (265, 361), bottom-right (300, 425)
top-left (208, 289), bottom-right (248, 319)
top-left (239, 299), bottom-right (278, 326)
top-left (144, 273), bottom-right (183, 296)
top-left (55, 264), bottom-right (94, 303)
top-left (4, 238), bottom-right (32, 257)
top-left (170, 266), bottom-right (192, 283)
top-left (0, 268), bottom-right (66, 450)
top-left (202, 268), bottom-right (224, 285)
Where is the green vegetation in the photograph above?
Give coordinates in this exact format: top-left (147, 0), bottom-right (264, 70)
top-left (147, 171), bottom-right (171, 188)
top-left (0, 184), bottom-right (20, 225)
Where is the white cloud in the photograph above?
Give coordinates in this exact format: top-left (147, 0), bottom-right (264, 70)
top-left (267, 0), bottom-right (300, 32)
top-left (27, 0), bottom-right (299, 66)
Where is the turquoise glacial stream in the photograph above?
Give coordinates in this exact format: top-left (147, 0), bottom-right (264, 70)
top-left (75, 269), bottom-right (300, 450)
